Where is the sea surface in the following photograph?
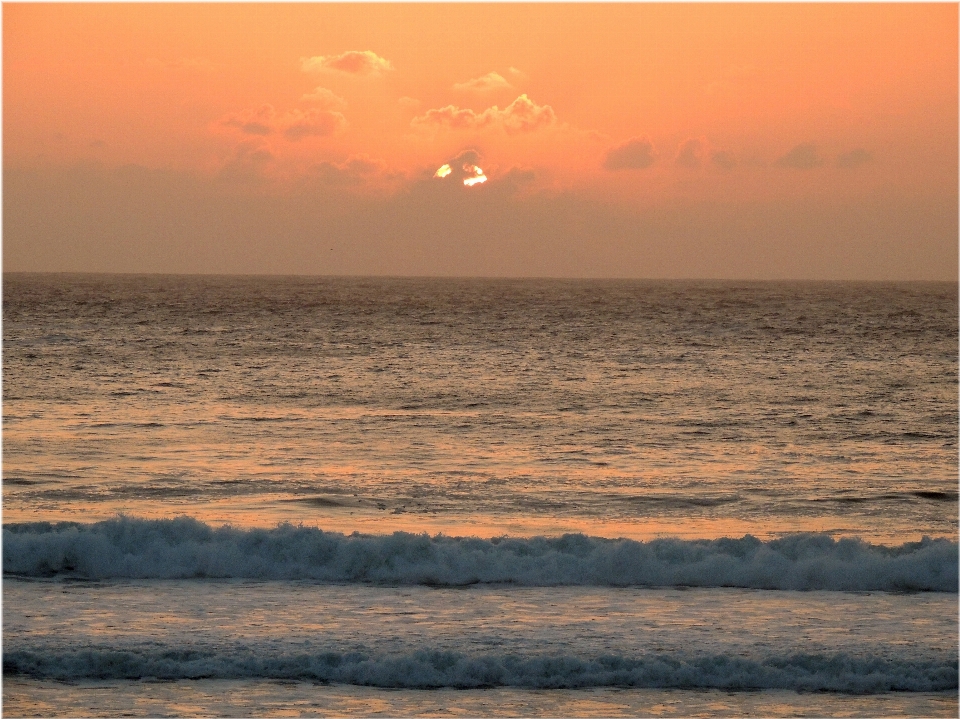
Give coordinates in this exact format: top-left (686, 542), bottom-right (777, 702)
top-left (3, 274), bottom-right (958, 717)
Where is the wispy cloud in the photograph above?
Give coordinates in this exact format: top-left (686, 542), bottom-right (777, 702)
top-left (300, 87), bottom-right (347, 110)
top-left (452, 72), bottom-right (512, 93)
top-left (300, 50), bottom-right (393, 76)
top-left (412, 94), bottom-right (556, 134)
top-left (219, 105), bottom-right (345, 141)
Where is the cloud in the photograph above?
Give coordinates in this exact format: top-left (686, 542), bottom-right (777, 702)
top-left (500, 166), bottom-right (535, 186)
top-left (711, 150), bottom-right (736, 171)
top-left (10, 158), bottom-right (957, 280)
top-left (675, 138), bottom-right (706, 169)
top-left (282, 109), bottom-right (347, 141)
top-left (776, 143), bottom-right (823, 170)
top-left (300, 51), bottom-right (393, 76)
top-left (300, 87), bottom-right (347, 110)
top-left (314, 154), bottom-right (387, 186)
top-left (453, 72), bottom-right (512, 93)
top-left (497, 95), bottom-right (556, 133)
top-left (449, 148), bottom-right (481, 167)
top-left (220, 105), bottom-right (345, 141)
top-left (498, 94), bottom-right (557, 132)
top-left (415, 105), bottom-right (480, 131)
top-left (427, 151), bottom-right (536, 195)
top-left (219, 139), bottom-right (274, 184)
top-left (411, 94), bottom-right (557, 134)
top-left (837, 148), bottom-right (873, 169)
top-left (490, 166), bottom-right (537, 196)
top-left (603, 137), bottom-right (657, 170)
top-left (220, 104), bottom-right (277, 136)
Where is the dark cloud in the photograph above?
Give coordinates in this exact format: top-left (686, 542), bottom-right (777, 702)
top-left (776, 143), bottom-right (823, 170)
top-left (282, 109), bottom-right (347, 141)
top-left (217, 140), bottom-right (274, 185)
top-left (499, 166), bottom-right (536, 187)
top-left (675, 138), bottom-right (705, 169)
top-left (485, 167), bottom-right (537, 198)
top-left (603, 137), bottom-right (656, 170)
top-left (837, 148), bottom-right (873, 169)
top-left (314, 154), bottom-right (387, 186)
top-left (710, 151), bottom-right (736, 171)
top-left (450, 149), bottom-right (481, 167)
top-left (6, 162), bottom-right (957, 279)
top-left (221, 105), bottom-right (276, 136)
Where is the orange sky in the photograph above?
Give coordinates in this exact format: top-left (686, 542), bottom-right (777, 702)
top-left (4, 3), bottom-right (957, 279)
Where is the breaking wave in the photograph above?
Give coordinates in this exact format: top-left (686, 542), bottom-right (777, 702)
top-left (4, 517), bottom-right (956, 591)
top-left (4, 645), bottom-right (956, 692)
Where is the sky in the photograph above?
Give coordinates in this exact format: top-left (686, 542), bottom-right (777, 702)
top-left (3, 3), bottom-right (957, 279)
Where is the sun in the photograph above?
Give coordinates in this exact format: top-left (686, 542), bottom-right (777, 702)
top-left (434, 162), bottom-right (487, 186)
top-left (463, 164), bottom-right (487, 186)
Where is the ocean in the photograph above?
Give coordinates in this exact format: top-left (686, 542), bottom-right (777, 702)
top-left (3, 274), bottom-right (958, 717)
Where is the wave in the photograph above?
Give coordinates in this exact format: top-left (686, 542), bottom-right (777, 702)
top-left (4, 646), bottom-right (955, 692)
top-left (4, 517), bottom-right (956, 591)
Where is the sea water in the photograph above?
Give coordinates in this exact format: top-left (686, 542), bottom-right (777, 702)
top-left (3, 275), bottom-right (957, 716)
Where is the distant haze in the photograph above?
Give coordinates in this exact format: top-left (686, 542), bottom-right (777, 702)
top-left (4, 4), bottom-right (957, 279)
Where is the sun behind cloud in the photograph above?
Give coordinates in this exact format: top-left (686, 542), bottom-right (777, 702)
top-left (2, 3), bottom-right (955, 280)
top-left (434, 150), bottom-right (488, 186)
top-left (463, 165), bottom-right (487, 186)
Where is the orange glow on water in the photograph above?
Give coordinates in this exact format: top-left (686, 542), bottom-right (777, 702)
top-left (0, 498), bottom-right (937, 546)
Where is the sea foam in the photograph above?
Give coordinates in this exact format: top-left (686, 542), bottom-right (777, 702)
top-left (3, 517), bottom-right (956, 591)
top-left (4, 645), bottom-right (956, 692)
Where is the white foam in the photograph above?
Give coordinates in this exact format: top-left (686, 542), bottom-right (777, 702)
top-left (4, 646), bottom-right (956, 691)
top-left (4, 517), bottom-right (956, 591)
